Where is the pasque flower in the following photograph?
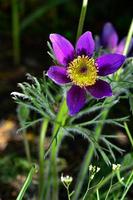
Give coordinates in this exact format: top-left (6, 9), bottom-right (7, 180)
top-left (102, 22), bottom-right (133, 54)
top-left (47, 31), bottom-right (125, 115)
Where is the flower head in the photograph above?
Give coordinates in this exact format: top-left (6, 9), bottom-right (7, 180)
top-left (47, 31), bottom-right (126, 115)
top-left (89, 164), bottom-right (100, 173)
top-left (102, 22), bottom-right (133, 54)
top-left (61, 174), bottom-right (73, 186)
top-left (112, 163), bottom-right (121, 171)
top-left (89, 164), bottom-right (100, 180)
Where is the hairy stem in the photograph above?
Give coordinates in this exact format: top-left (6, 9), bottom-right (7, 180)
top-left (76, 0), bottom-right (88, 40)
top-left (39, 118), bottom-right (49, 200)
top-left (50, 99), bottom-right (68, 200)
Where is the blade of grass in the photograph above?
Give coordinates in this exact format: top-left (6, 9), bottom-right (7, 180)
top-left (116, 19), bottom-right (133, 77)
top-left (120, 171), bottom-right (133, 200)
top-left (123, 19), bottom-right (133, 56)
top-left (124, 122), bottom-right (133, 147)
top-left (16, 164), bottom-right (37, 200)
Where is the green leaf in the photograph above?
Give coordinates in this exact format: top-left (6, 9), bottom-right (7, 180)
top-left (64, 125), bottom-right (92, 141)
top-left (122, 153), bottom-right (133, 167)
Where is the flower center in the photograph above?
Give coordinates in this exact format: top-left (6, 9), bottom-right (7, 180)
top-left (67, 55), bottom-right (98, 87)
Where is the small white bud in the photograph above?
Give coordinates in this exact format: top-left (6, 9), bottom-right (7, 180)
top-left (121, 177), bottom-right (124, 181)
top-left (112, 164), bottom-right (121, 171)
top-left (89, 164), bottom-right (100, 173)
top-left (89, 164), bottom-right (93, 171)
top-left (90, 174), bottom-right (94, 180)
top-left (112, 164), bottom-right (117, 170)
top-left (96, 167), bottom-right (100, 173)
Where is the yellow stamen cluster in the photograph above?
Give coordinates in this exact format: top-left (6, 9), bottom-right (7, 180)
top-left (67, 55), bottom-right (98, 87)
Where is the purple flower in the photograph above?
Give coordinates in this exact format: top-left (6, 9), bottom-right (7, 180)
top-left (47, 31), bottom-right (125, 115)
top-left (102, 22), bottom-right (133, 54)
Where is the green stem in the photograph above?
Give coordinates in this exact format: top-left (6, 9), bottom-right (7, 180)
top-left (67, 187), bottom-right (71, 200)
top-left (39, 118), bottom-right (49, 200)
top-left (23, 131), bottom-right (31, 164)
top-left (124, 122), bottom-right (133, 147)
top-left (73, 3), bottom-right (93, 197)
top-left (120, 171), bottom-right (133, 200)
top-left (123, 19), bottom-right (133, 56)
top-left (72, 107), bottom-right (109, 200)
top-left (93, 163), bottom-right (133, 192)
top-left (76, 0), bottom-right (88, 40)
top-left (50, 99), bottom-right (68, 200)
top-left (96, 189), bottom-right (100, 200)
top-left (125, 170), bottom-right (133, 187)
top-left (105, 173), bottom-right (114, 200)
top-left (12, 0), bottom-right (20, 65)
top-left (82, 180), bottom-right (91, 200)
top-left (16, 165), bottom-right (37, 200)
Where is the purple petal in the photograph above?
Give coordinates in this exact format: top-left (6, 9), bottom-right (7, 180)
top-left (87, 79), bottom-right (112, 99)
top-left (115, 38), bottom-right (126, 54)
top-left (102, 22), bottom-right (118, 50)
top-left (76, 31), bottom-right (95, 57)
top-left (47, 66), bottom-right (70, 85)
top-left (67, 85), bottom-right (86, 116)
top-left (49, 34), bottom-right (74, 66)
top-left (96, 54), bottom-right (126, 76)
top-left (115, 37), bottom-right (133, 54)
